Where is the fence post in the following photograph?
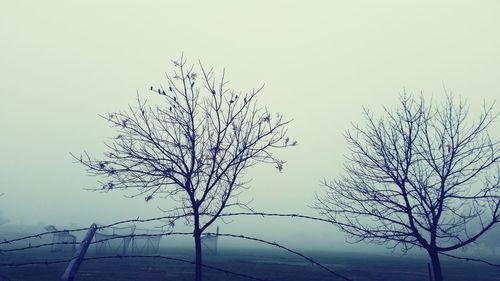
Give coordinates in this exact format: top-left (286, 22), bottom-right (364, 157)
top-left (214, 226), bottom-right (219, 256)
top-left (60, 223), bottom-right (97, 281)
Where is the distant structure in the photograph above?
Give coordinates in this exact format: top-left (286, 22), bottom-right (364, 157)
top-left (94, 225), bottom-right (136, 254)
top-left (131, 227), bottom-right (162, 253)
top-left (201, 226), bottom-right (219, 256)
top-left (44, 225), bottom-right (76, 252)
top-left (93, 224), bottom-right (163, 254)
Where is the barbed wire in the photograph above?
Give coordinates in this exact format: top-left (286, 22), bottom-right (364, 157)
top-left (0, 232), bottom-right (188, 253)
top-left (1, 211), bottom-right (499, 276)
top-left (0, 211), bottom-right (335, 246)
top-left (219, 212), bottom-right (333, 224)
top-left (0, 211), bottom-right (330, 246)
top-left (219, 212), bottom-right (500, 271)
top-left (212, 233), bottom-right (353, 281)
top-left (0, 214), bottom-right (189, 246)
top-left (0, 254), bottom-right (270, 281)
top-left (439, 252), bottom-right (500, 268)
top-left (0, 231), bottom-right (352, 280)
top-left (0, 226), bottom-right (90, 245)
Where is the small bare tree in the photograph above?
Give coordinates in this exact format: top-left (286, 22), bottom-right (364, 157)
top-left (314, 94), bottom-right (499, 281)
top-left (76, 57), bottom-right (295, 281)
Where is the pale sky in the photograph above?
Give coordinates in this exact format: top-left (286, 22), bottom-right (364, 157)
top-left (0, 1), bottom-right (499, 250)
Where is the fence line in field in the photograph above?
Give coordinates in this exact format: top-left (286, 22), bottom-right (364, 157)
top-left (221, 212), bottom-right (500, 269)
top-left (0, 214), bottom-right (191, 246)
top-left (439, 252), bottom-right (500, 268)
top-left (0, 211), bottom-right (334, 246)
top-left (0, 212), bottom-right (358, 281)
top-left (0, 254), bottom-right (271, 281)
top-left (0, 211), bottom-right (498, 280)
top-left (0, 229), bottom-right (355, 281)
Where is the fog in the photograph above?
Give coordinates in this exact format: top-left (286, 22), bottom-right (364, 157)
top-left (0, 1), bottom-right (499, 252)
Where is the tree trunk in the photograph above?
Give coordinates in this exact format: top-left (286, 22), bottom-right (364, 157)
top-left (194, 228), bottom-right (203, 281)
top-left (428, 249), bottom-right (443, 281)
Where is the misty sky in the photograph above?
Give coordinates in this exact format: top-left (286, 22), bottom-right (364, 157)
top-left (1, 1), bottom-right (499, 250)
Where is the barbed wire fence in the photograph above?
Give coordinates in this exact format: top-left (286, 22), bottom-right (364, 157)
top-left (218, 212), bottom-right (500, 269)
top-left (0, 213), bottom-right (356, 281)
top-left (0, 254), bottom-right (270, 281)
top-left (0, 212), bottom-right (498, 281)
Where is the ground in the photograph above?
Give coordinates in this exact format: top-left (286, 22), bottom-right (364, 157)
top-left (0, 247), bottom-right (499, 281)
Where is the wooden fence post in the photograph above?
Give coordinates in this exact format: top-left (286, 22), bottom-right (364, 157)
top-left (60, 223), bottom-right (97, 281)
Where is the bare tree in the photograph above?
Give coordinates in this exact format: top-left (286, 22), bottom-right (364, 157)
top-left (314, 94), bottom-right (499, 281)
top-left (76, 57), bottom-right (295, 281)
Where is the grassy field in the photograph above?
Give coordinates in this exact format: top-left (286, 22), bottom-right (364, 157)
top-left (0, 246), bottom-right (499, 281)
